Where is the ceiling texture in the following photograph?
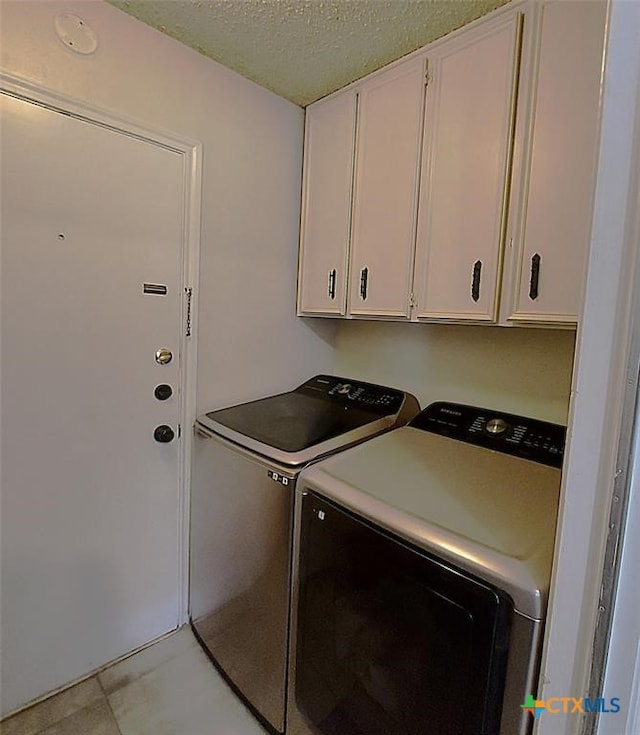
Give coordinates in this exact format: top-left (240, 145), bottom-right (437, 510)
top-left (107, 0), bottom-right (510, 107)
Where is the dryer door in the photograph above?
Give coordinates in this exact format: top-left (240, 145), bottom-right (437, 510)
top-left (295, 493), bottom-right (512, 735)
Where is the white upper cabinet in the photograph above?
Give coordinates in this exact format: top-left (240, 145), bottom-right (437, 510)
top-left (503, 0), bottom-right (607, 325)
top-left (296, 0), bottom-right (606, 327)
top-left (348, 57), bottom-right (426, 318)
top-left (297, 91), bottom-right (356, 315)
top-left (414, 12), bottom-right (522, 322)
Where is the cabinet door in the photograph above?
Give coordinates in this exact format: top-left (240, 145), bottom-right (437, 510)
top-left (414, 13), bottom-right (522, 322)
top-left (348, 58), bottom-right (425, 318)
top-left (506, 0), bottom-right (606, 324)
top-left (297, 91), bottom-right (356, 316)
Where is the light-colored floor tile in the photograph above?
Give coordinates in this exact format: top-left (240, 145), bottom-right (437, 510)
top-left (38, 700), bottom-right (121, 735)
top-left (108, 643), bottom-right (268, 735)
top-left (99, 626), bottom-right (198, 695)
top-left (0, 678), bottom-right (104, 735)
top-left (1, 628), bottom-right (269, 735)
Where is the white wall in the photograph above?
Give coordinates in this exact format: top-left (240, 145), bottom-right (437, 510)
top-left (0, 0), bottom-right (336, 413)
top-left (332, 321), bottom-right (576, 423)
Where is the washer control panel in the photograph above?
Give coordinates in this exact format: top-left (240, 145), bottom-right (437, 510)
top-left (410, 401), bottom-right (566, 468)
top-left (300, 375), bottom-right (405, 414)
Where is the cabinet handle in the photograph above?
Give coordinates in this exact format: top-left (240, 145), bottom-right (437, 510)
top-left (327, 269), bottom-right (337, 300)
top-left (529, 253), bottom-right (541, 300)
top-left (471, 260), bottom-right (482, 302)
top-left (359, 267), bottom-right (369, 300)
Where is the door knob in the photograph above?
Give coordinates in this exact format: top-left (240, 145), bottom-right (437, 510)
top-left (155, 348), bottom-right (173, 365)
top-left (154, 384), bottom-right (173, 401)
top-left (154, 424), bottom-right (175, 443)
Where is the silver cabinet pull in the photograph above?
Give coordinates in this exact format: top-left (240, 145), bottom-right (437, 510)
top-left (471, 260), bottom-right (482, 302)
top-left (327, 269), bottom-right (337, 300)
top-left (359, 267), bottom-right (369, 300)
top-left (529, 253), bottom-right (541, 300)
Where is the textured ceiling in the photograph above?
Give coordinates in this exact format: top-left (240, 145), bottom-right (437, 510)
top-left (107, 0), bottom-right (510, 106)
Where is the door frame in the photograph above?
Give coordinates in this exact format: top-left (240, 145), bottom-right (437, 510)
top-left (1, 71), bottom-right (202, 626)
top-left (533, 1), bottom-right (640, 732)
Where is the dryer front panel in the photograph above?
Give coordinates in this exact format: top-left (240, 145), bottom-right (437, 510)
top-left (295, 493), bottom-right (513, 735)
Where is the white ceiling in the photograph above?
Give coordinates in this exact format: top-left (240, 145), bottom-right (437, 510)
top-left (107, 0), bottom-right (510, 106)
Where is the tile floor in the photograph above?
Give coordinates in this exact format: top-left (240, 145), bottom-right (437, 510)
top-left (0, 627), bottom-right (269, 735)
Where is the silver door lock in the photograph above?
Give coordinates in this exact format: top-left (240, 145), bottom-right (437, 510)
top-left (155, 348), bottom-right (173, 365)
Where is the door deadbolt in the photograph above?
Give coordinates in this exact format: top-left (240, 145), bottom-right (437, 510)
top-left (155, 348), bottom-right (173, 365)
top-left (154, 424), bottom-right (175, 443)
top-left (154, 384), bottom-right (173, 401)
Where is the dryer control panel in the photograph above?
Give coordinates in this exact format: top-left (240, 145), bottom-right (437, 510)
top-left (410, 402), bottom-right (566, 468)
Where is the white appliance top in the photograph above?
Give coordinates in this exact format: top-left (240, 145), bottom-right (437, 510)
top-left (298, 402), bottom-right (565, 619)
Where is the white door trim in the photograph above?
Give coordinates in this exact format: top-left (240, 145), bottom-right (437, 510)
top-left (534, 2), bottom-right (640, 733)
top-left (596, 384), bottom-right (640, 735)
top-left (587, 124), bottom-right (640, 733)
top-left (1, 71), bottom-right (202, 625)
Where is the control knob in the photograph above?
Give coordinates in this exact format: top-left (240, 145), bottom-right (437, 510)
top-left (486, 417), bottom-right (508, 435)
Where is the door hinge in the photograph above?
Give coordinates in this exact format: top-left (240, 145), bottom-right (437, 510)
top-left (177, 424), bottom-right (182, 438)
top-left (184, 287), bottom-right (193, 337)
top-left (409, 292), bottom-right (417, 308)
top-left (425, 70), bottom-right (431, 87)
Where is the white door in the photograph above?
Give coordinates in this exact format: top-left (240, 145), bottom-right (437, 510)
top-left (1, 92), bottom-right (186, 715)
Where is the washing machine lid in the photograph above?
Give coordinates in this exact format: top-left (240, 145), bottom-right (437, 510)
top-left (196, 375), bottom-right (419, 468)
top-left (298, 403), bottom-right (565, 619)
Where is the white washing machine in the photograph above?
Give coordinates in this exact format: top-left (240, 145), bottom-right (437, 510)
top-left (189, 375), bottom-right (419, 733)
top-left (289, 401), bottom-right (566, 735)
